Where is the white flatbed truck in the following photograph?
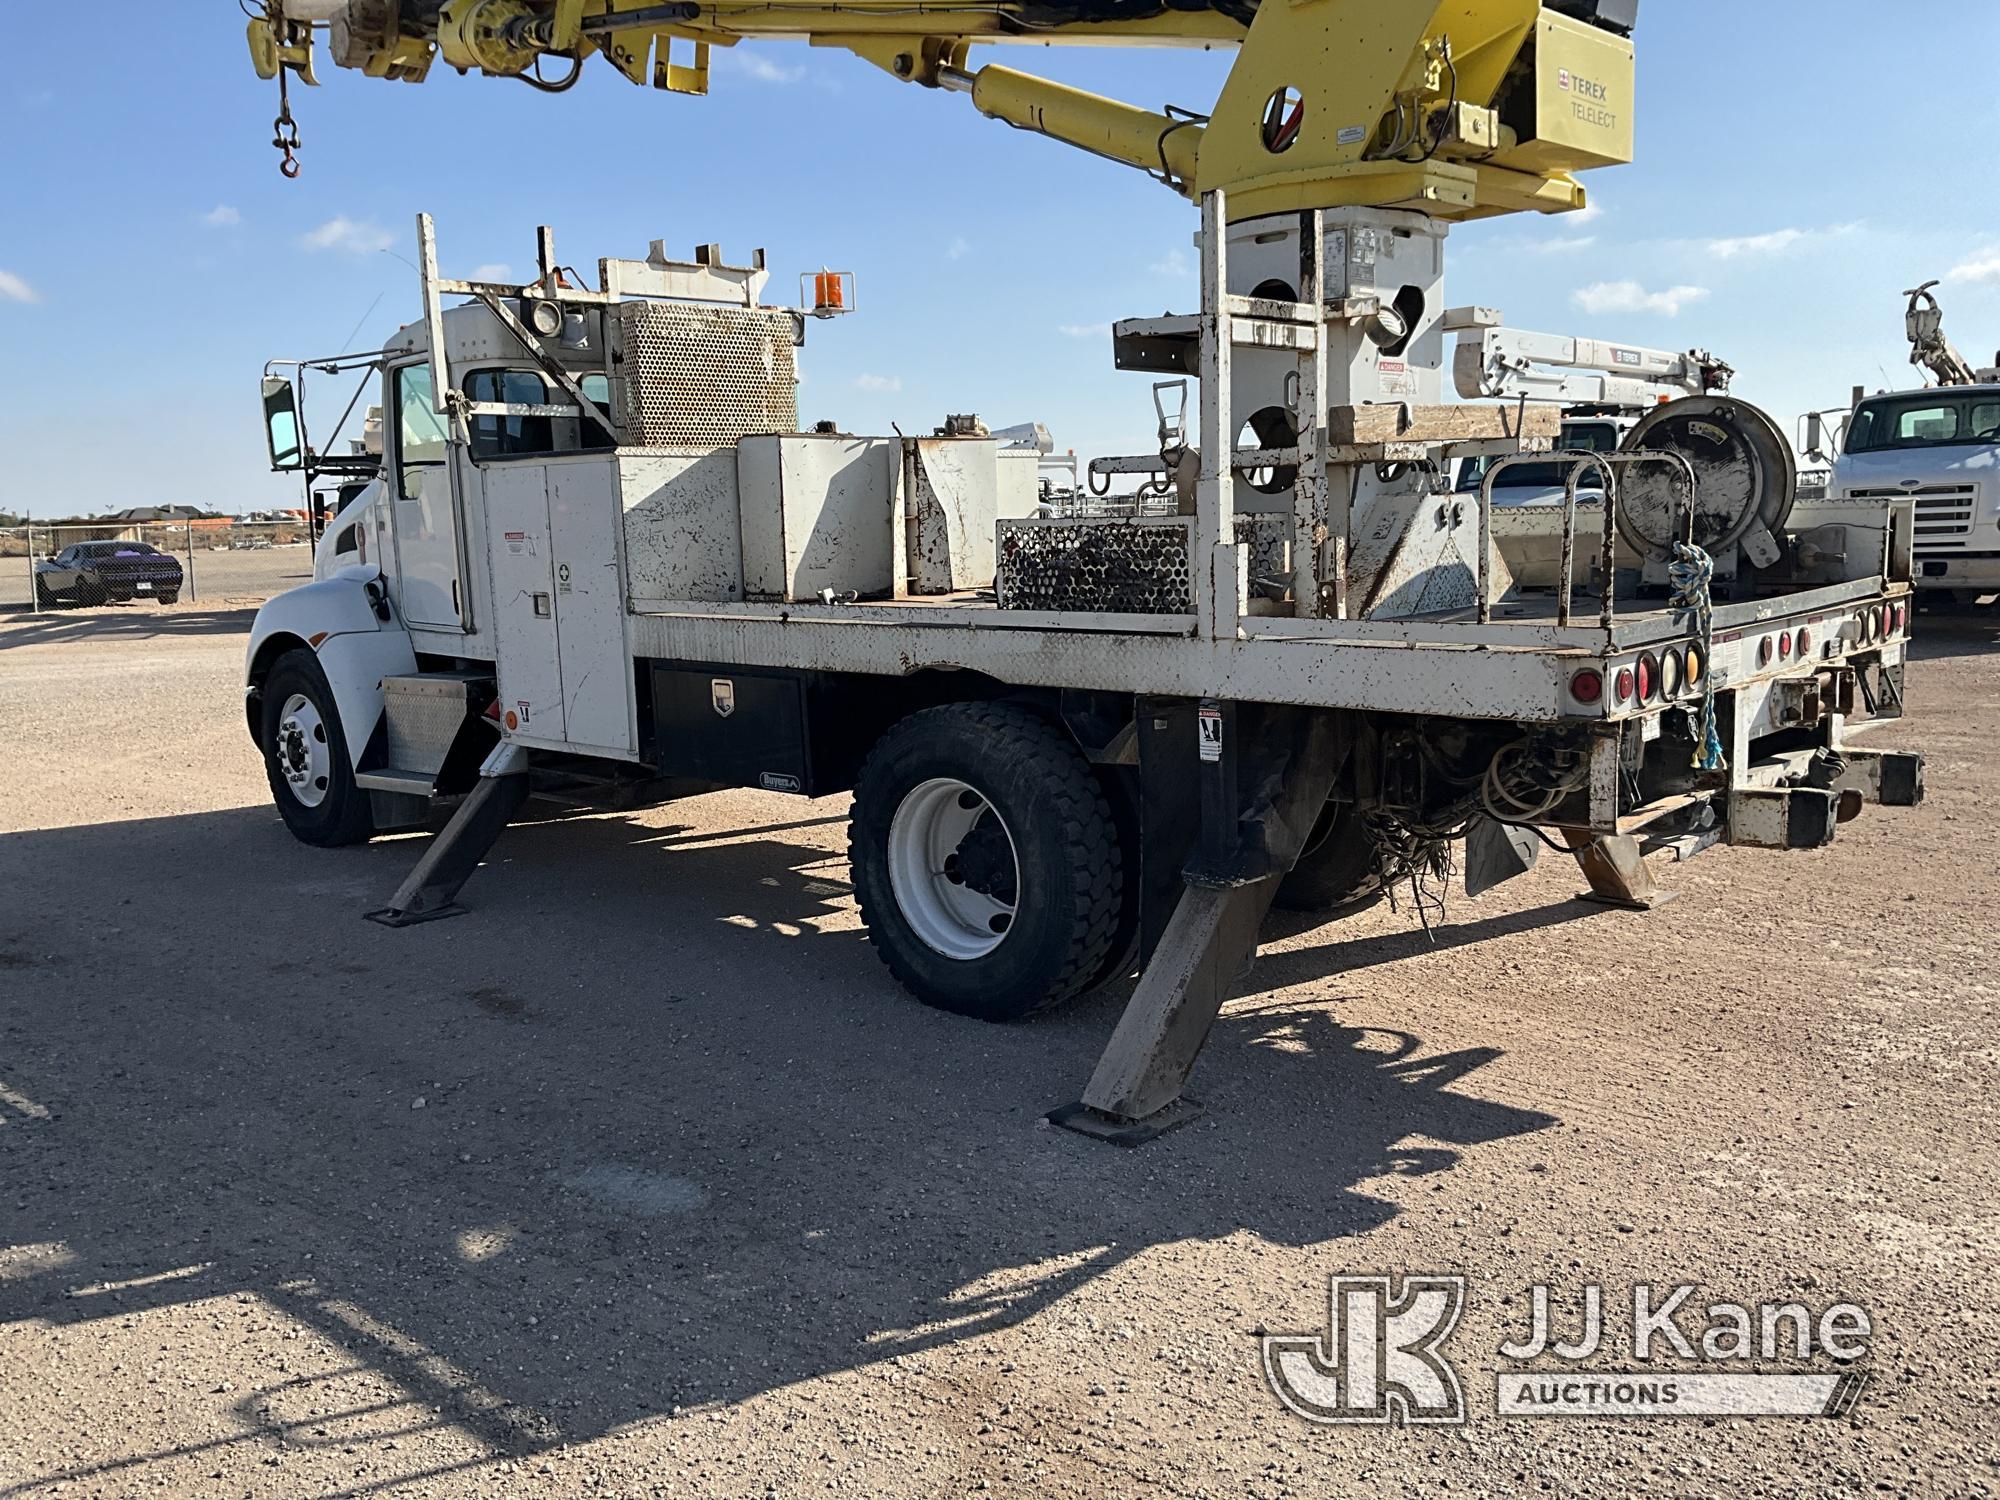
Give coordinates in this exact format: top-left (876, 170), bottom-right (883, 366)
top-left (246, 200), bottom-right (1924, 1142)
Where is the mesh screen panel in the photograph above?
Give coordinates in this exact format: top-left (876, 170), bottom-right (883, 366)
top-left (618, 302), bottom-right (799, 447)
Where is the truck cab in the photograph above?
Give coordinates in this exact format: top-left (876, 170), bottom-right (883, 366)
top-left (1831, 385), bottom-right (2000, 600)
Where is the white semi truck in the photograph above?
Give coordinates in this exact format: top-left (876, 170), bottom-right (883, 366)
top-left (244, 204), bottom-right (1925, 1141)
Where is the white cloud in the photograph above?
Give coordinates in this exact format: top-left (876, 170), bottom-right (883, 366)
top-left (1947, 250), bottom-right (2000, 286)
top-left (300, 217), bottom-right (395, 255)
top-left (1150, 247), bottom-right (1190, 278)
top-left (470, 263), bottom-right (514, 282)
top-left (1528, 235), bottom-right (1598, 255)
top-left (714, 49), bottom-right (804, 84)
top-left (945, 236), bottom-right (970, 262)
top-left (1699, 224), bottom-right (1857, 260)
top-left (1570, 200), bottom-right (1604, 225)
top-left (1704, 227), bottom-right (1807, 260)
top-left (854, 373), bottom-right (902, 393)
top-left (1572, 280), bottom-right (1710, 318)
top-left (1058, 322), bottom-right (1112, 339)
top-left (0, 270), bottom-right (40, 305)
top-left (202, 205), bottom-right (242, 228)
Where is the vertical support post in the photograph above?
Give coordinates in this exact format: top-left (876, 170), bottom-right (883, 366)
top-left (1601, 467), bottom-right (1619, 629)
top-left (417, 213), bottom-right (453, 423)
top-left (1194, 190), bottom-right (1240, 642)
top-left (892, 441), bottom-right (915, 600)
top-left (1291, 209), bottom-right (1328, 617)
top-left (536, 225), bottom-right (558, 288)
top-left (1476, 465), bottom-right (1494, 624)
top-left (185, 520), bottom-right (197, 604)
top-left (1557, 477), bottom-right (1579, 626)
top-left (28, 521), bottom-right (39, 615)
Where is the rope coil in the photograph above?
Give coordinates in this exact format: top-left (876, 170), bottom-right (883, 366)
top-left (1669, 540), bottom-right (1726, 772)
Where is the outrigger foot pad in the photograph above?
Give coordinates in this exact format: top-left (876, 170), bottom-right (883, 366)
top-left (364, 903), bottom-right (469, 928)
top-left (1047, 1097), bottom-right (1205, 1146)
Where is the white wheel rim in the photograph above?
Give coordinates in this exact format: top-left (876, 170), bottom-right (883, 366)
top-left (887, 777), bottom-right (1021, 960)
top-left (275, 692), bottom-right (331, 809)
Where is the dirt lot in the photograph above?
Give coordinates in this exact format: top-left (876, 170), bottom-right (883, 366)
top-left (0, 603), bottom-right (1995, 1499)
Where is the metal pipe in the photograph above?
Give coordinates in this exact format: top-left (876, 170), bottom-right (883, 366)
top-left (1477, 467), bottom-right (1493, 624)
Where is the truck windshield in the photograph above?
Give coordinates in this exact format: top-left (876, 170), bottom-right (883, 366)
top-left (1846, 392), bottom-right (2000, 453)
top-left (1458, 421), bottom-right (1621, 492)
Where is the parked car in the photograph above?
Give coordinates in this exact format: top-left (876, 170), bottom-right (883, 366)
top-left (33, 541), bottom-right (184, 606)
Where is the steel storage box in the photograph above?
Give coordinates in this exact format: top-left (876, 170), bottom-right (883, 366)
top-left (736, 435), bottom-right (898, 602)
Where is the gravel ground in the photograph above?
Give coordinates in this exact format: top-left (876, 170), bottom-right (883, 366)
top-left (0, 603), bottom-right (1995, 1499)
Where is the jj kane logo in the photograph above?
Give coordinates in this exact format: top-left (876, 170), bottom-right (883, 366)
top-left (1262, 1277), bottom-right (1872, 1427)
top-left (1262, 1276), bottom-right (1467, 1425)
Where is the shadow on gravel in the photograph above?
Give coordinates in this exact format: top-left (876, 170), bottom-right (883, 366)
top-left (0, 606), bottom-right (261, 648)
top-left (0, 801), bottom-right (1557, 1494)
top-left (1907, 606), bottom-right (2000, 664)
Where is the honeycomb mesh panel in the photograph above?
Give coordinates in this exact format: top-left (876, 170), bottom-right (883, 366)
top-left (996, 517), bottom-right (1193, 614)
top-left (618, 301), bottom-right (798, 446)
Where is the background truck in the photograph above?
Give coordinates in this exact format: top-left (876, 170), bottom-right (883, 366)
top-left (237, 0), bottom-right (1923, 1140)
top-left (1800, 284), bottom-right (2000, 606)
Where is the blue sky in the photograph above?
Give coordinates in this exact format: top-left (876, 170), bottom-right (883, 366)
top-left (2, 0), bottom-right (1998, 517)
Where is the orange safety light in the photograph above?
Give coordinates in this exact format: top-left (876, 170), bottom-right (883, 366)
top-left (802, 269), bottom-right (856, 319)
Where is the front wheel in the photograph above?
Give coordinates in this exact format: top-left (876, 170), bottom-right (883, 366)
top-left (260, 649), bottom-right (374, 847)
top-left (849, 703), bottom-right (1125, 1022)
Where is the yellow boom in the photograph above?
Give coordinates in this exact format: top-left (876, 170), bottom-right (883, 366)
top-left (247, 0), bottom-right (1635, 223)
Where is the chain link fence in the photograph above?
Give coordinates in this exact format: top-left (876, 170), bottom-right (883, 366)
top-left (0, 522), bottom-right (318, 613)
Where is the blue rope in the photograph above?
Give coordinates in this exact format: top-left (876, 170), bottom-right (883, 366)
top-left (1669, 540), bottom-right (1726, 772)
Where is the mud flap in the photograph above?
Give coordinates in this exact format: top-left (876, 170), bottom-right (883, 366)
top-left (1464, 817), bottom-right (1541, 899)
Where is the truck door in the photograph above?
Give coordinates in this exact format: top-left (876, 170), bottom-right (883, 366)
top-left (389, 363), bottom-right (465, 631)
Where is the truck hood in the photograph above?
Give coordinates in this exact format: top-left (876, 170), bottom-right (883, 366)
top-left (1836, 444), bottom-right (2000, 489)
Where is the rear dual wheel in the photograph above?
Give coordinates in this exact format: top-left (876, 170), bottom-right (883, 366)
top-left (850, 703), bottom-right (1124, 1022)
top-left (1275, 800), bottom-right (1387, 916)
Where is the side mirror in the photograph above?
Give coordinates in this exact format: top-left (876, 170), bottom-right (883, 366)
top-left (263, 376), bottom-right (304, 471)
top-left (1802, 411), bottom-right (1826, 461)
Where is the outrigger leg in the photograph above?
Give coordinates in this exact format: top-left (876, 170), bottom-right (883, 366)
top-left (1051, 705), bottom-right (1347, 1145)
top-left (366, 744), bottom-right (531, 927)
top-left (1564, 829), bottom-right (1678, 912)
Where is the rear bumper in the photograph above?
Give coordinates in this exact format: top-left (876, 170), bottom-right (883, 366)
top-left (1915, 552), bottom-right (2000, 590)
top-left (1727, 743), bottom-right (1925, 850)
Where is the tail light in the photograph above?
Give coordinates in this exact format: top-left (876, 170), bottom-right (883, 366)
top-left (1660, 649), bottom-right (1685, 698)
top-left (1635, 653), bottom-right (1658, 703)
top-left (1684, 644), bottom-right (1706, 685)
top-left (1777, 633), bottom-right (1791, 661)
top-left (1796, 626), bottom-right (1813, 657)
top-left (1615, 667), bottom-right (1635, 702)
top-left (1570, 668), bottom-right (1604, 706)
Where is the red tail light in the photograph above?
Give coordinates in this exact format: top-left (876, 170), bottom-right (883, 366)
top-left (1615, 667), bottom-right (1635, 702)
top-left (1635, 654), bottom-right (1657, 703)
top-left (1796, 627), bottom-right (1812, 657)
top-left (1570, 668), bottom-right (1604, 705)
top-left (1778, 633), bottom-right (1791, 660)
